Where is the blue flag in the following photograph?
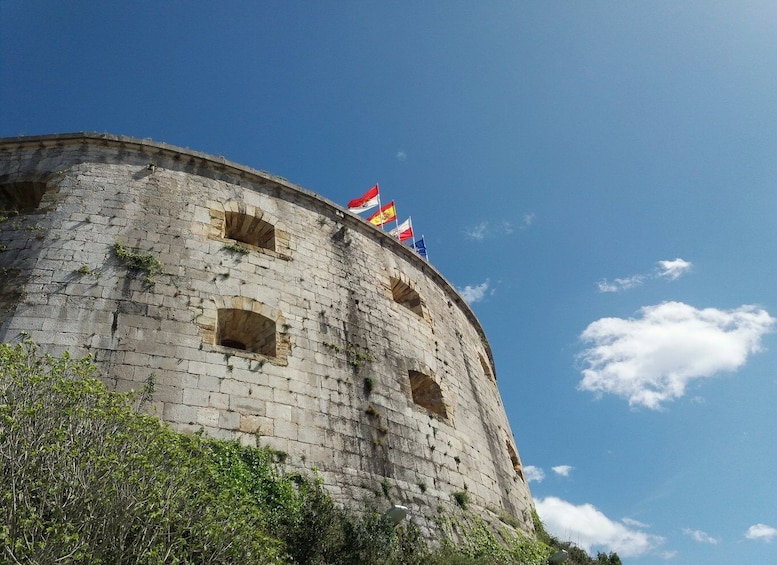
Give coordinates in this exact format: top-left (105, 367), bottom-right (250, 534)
top-left (413, 237), bottom-right (427, 258)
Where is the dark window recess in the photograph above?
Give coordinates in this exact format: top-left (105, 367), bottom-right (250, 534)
top-left (391, 278), bottom-right (423, 317)
top-left (217, 308), bottom-right (276, 357)
top-left (506, 441), bottom-right (524, 480)
top-left (224, 211), bottom-right (275, 251)
top-left (0, 181), bottom-right (48, 213)
top-left (220, 338), bottom-right (247, 351)
top-left (479, 353), bottom-right (495, 382)
top-left (408, 370), bottom-right (447, 419)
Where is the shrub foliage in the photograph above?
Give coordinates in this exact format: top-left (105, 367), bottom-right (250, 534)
top-left (0, 339), bottom-right (283, 564)
top-left (0, 340), bottom-right (611, 564)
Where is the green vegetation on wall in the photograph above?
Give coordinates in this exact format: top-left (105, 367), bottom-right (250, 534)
top-left (113, 242), bottom-right (164, 284)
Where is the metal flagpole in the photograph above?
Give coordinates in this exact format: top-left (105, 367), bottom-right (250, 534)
top-left (408, 217), bottom-right (416, 248)
top-left (375, 184), bottom-right (382, 229)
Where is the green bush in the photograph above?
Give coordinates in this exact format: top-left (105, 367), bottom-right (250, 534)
top-left (0, 340), bottom-right (609, 564)
top-left (434, 509), bottom-right (551, 565)
top-left (0, 339), bottom-right (283, 564)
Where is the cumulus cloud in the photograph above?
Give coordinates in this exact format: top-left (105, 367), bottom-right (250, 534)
top-left (598, 258), bottom-right (692, 293)
top-left (683, 528), bottom-right (719, 544)
top-left (578, 302), bottom-right (775, 409)
top-left (745, 523), bottom-right (777, 541)
top-left (521, 213), bottom-right (535, 229)
top-left (395, 150), bottom-right (407, 161)
top-left (524, 465), bottom-right (545, 483)
top-left (552, 465), bottom-right (574, 477)
top-left (657, 258), bottom-right (692, 280)
top-left (535, 497), bottom-right (664, 558)
top-left (458, 280), bottom-right (490, 304)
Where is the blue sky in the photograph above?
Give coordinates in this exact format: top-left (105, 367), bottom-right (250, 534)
top-left (3, 1), bottom-right (777, 561)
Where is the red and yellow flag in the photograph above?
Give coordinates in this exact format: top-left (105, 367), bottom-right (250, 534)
top-left (368, 201), bottom-right (397, 226)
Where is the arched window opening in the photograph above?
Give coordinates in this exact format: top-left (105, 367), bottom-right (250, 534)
top-left (408, 370), bottom-right (447, 419)
top-left (0, 181), bottom-right (49, 213)
top-left (506, 441), bottom-right (524, 480)
top-left (217, 308), bottom-right (276, 357)
top-left (391, 277), bottom-right (423, 317)
top-left (224, 211), bottom-right (275, 251)
top-left (479, 353), bottom-right (496, 383)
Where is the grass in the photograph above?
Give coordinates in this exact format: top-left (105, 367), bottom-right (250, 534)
top-left (223, 241), bottom-right (250, 255)
top-left (113, 242), bottom-right (164, 284)
top-left (452, 491), bottom-right (470, 509)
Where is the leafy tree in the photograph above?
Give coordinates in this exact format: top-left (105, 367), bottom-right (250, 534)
top-left (596, 552), bottom-right (622, 564)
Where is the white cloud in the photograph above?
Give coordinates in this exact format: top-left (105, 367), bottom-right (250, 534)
top-left (552, 465), bottom-right (574, 477)
top-left (657, 258), bottom-right (692, 280)
top-left (578, 302), bottom-right (775, 409)
top-left (465, 221), bottom-right (489, 241)
top-left (597, 275), bottom-right (646, 293)
top-left (597, 258), bottom-right (693, 293)
top-left (521, 213), bottom-right (535, 229)
top-left (535, 497), bottom-right (664, 558)
top-left (745, 523), bottom-right (777, 542)
top-left (597, 280), bottom-right (620, 293)
top-left (458, 280), bottom-right (490, 304)
top-left (395, 150), bottom-right (407, 161)
top-left (524, 465), bottom-right (545, 483)
top-left (683, 528), bottom-right (719, 544)
top-left (622, 518), bottom-right (650, 528)
top-left (464, 220), bottom-right (517, 240)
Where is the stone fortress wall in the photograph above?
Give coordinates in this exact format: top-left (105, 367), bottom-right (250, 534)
top-left (0, 133), bottom-right (534, 536)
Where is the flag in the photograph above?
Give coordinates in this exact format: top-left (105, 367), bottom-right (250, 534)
top-left (368, 201), bottom-right (397, 226)
top-left (413, 237), bottom-right (427, 258)
top-left (389, 218), bottom-right (414, 242)
top-left (347, 184), bottom-right (380, 213)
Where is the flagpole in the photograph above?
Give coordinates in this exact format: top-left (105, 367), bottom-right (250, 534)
top-left (422, 234), bottom-right (429, 262)
top-left (379, 188), bottom-right (390, 232)
top-left (392, 203), bottom-right (401, 237)
top-left (376, 184), bottom-right (382, 222)
top-left (408, 217), bottom-right (416, 248)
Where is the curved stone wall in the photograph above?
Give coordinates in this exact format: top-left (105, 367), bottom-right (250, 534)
top-left (0, 133), bottom-right (534, 536)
